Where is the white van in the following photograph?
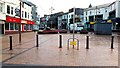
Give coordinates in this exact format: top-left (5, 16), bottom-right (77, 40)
top-left (70, 23), bottom-right (83, 32)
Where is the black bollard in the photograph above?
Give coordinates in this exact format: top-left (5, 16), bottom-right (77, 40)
top-left (59, 35), bottom-right (62, 48)
top-left (9, 36), bottom-right (12, 50)
top-left (111, 36), bottom-right (114, 49)
top-left (86, 36), bottom-right (89, 49)
top-left (36, 35), bottom-right (39, 47)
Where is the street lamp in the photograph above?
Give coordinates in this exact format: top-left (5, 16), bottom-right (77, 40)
top-left (19, 0), bottom-right (22, 44)
top-left (49, 7), bottom-right (54, 28)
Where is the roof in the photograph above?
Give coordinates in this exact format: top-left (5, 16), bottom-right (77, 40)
top-left (85, 1), bottom-right (115, 11)
top-left (22, 0), bottom-right (36, 7)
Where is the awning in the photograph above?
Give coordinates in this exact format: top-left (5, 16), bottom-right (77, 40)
top-left (90, 22), bottom-right (95, 24)
top-left (6, 16), bottom-right (34, 25)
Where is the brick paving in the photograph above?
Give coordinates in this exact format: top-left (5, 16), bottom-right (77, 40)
top-left (0, 32), bottom-right (119, 66)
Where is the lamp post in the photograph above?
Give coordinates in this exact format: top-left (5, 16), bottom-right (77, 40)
top-left (19, 0), bottom-right (22, 44)
top-left (73, 7), bottom-right (75, 48)
top-left (49, 7), bottom-right (54, 28)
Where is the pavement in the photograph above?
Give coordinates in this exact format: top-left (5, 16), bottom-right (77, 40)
top-left (0, 32), bottom-right (119, 66)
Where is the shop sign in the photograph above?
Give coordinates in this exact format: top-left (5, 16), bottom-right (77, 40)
top-left (6, 16), bottom-right (34, 25)
top-left (21, 20), bottom-right (27, 24)
top-left (6, 16), bottom-right (20, 23)
top-left (27, 20), bottom-right (34, 25)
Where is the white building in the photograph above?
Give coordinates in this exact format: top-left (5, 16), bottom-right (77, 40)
top-left (84, 0), bottom-right (120, 30)
top-left (58, 10), bottom-right (84, 31)
top-left (0, 0), bottom-right (6, 34)
top-left (58, 12), bottom-right (74, 30)
top-left (4, 0), bottom-right (34, 34)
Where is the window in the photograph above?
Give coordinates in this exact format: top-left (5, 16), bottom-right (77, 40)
top-left (22, 11), bottom-right (24, 17)
top-left (11, 7), bottom-right (13, 15)
top-left (22, 2), bottom-right (24, 8)
top-left (0, 3), bottom-right (3, 12)
top-left (25, 12), bottom-right (27, 18)
top-left (5, 23), bottom-right (9, 30)
top-left (7, 5), bottom-right (10, 14)
top-left (28, 13), bottom-right (29, 19)
top-left (10, 23), bottom-right (14, 30)
top-left (105, 10), bottom-right (107, 12)
top-left (15, 23), bottom-right (18, 30)
top-left (90, 11), bottom-right (91, 15)
top-left (105, 8), bottom-right (107, 12)
top-left (86, 17), bottom-right (87, 21)
top-left (86, 12), bottom-right (87, 15)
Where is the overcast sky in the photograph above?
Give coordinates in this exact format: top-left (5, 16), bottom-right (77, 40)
top-left (28, 0), bottom-right (116, 17)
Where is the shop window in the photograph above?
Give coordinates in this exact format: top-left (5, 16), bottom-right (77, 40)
top-left (24, 24), bottom-right (27, 30)
top-left (15, 23), bottom-right (18, 30)
top-left (11, 7), bottom-right (13, 15)
top-left (30, 25), bottom-right (33, 30)
top-left (7, 5), bottom-right (10, 14)
top-left (10, 23), bottom-right (14, 30)
top-left (5, 23), bottom-right (9, 30)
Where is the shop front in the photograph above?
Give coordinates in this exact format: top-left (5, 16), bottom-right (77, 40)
top-left (5, 16), bottom-right (34, 34)
top-left (0, 13), bottom-right (6, 34)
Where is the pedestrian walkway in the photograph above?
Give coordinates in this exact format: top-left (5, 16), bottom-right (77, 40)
top-left (1, 32), bottom-right (119, 66)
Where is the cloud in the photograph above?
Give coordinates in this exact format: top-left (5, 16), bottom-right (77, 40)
top-left (28, 0), bottom-right (116, 17)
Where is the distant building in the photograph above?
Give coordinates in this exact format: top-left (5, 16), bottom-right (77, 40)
top-left (22, 0), bottom-right (40, 30)
top-left (58, 8), bottom-right (84, 31)
top-left (47, 12), bottom-right (64, 29)
top-left (40, 15), bottom-right (50, 29)
top-left (84, 0), bottom-right (120, 30)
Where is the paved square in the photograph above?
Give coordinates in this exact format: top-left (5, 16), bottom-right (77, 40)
top-left (1, 32), bottom-right (118, 66)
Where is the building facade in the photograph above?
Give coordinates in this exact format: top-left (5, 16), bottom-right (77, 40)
top-left (22, 0), bottom-right (40, 30)
top-left (0, 0), bottom-right (6, 34)
top-left (58, 8), bottom-right (84, 31)
top-left (84, 0), bottom-right (120, 30)
top-left (0, 0), bottom-right (35, 34)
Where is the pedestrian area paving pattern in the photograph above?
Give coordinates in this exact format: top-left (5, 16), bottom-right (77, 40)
top-left (1, 32), bottom-right (119, 66)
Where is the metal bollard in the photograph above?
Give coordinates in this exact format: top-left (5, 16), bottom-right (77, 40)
top-left (36, 35), bottom-right (39, 47)
top-left (111, 36), bottom-right (114, 49)
top-left (59, 35), bottom-right (62, 48)
top-left (9, 36), bottom-right (12, 50)
top-left (86, 36), bottom-right (89, 49)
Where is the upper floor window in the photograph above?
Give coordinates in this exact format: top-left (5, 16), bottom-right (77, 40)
top-left (22, 11), bottom-right (24, 17)
top-left (0, 3), bottom-right (3, 12)
top-left (90, 11), bottom-right (91, 15)
top-left (105, 9), bottom-right (107, 12)
top-left (25, 12), bottom-right (27, 18)
top-left (86, 12), bottom-right (87, 15)
top-left (7, 5), bottom-right (10, 14)
top-left (11, 7), bottom-right (13, 15)
top-left (28, 13), bottom-right (29, 19)
top-left (22, 2), bottom-right (24, 8)
top-left (86, 17), bottom-right (87, 21)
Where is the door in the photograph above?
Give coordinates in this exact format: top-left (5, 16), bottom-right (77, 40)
top-left (0, 24), bottom-right (4, 34)
top-left (2, 24), bottom-right (4, 34)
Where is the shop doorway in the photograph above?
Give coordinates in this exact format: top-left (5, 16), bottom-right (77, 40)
top-left (0, 24), bottom-right (4, 34)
